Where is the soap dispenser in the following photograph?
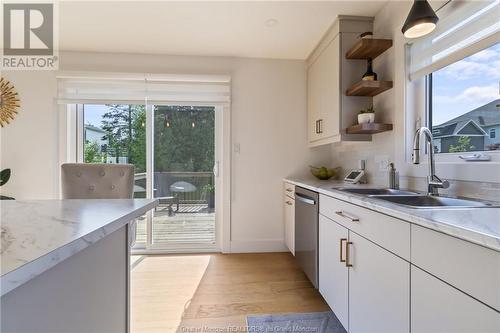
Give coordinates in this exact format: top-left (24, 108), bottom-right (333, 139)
top-left (389, 163), bottom-right (399, 190)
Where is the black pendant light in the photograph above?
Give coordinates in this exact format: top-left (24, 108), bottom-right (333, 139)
top-left (402, 0), bottom-right (439, 38)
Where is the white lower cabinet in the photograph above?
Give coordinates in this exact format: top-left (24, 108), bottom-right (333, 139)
top-left (284, 195), bottom-right (295, 255)
top-left (411, 224), bottom-right (500, 310)
top-left (283, 182), bottom-right (295, 255)
top-left (319, 214), bottom-right (349, 329)
top-left (318, 193), bottom-right (500, 333)
top-left (348, 232), bottom-right (410, 333)
top-left (411, 265), bottom-right (500, 333)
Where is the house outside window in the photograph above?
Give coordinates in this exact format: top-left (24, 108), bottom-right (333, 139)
top-left (428, 43), bottom-right (500, 153)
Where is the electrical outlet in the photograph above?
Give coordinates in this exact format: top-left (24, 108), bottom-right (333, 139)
top-left (374, 155), bottom-right (390, 171)
top-left (380, 160), bottom-right (390, 171)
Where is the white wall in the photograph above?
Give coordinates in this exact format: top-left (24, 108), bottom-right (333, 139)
top-left (0, 51), bottom-right (331, 252)
top-left (0, 71), bottom-right (60, 199)
top-left (329, 1), bottom-right (500, 201)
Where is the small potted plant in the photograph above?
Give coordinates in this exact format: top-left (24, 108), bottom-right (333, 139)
top-left (203, 183), bottom-right (215, 210)
top-left (0, 168), bottom-right (14, 200)
top-left (358, 106), bottom-right (375, 124)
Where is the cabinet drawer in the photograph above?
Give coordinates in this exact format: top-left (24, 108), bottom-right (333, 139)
top-left (412, 225), bottom-right (500, 311)
top-left (320, 194), bottom-right (410, 260)
top-left (411, 265), bottom-right (500, 333)
top-left (284, 182), bottom-right (295, 199)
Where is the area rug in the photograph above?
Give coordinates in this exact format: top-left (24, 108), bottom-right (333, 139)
top-left (246, 311), bottom-right (347, 333)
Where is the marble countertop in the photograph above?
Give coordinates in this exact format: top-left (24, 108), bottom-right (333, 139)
top-left (285, 177), bottom-right (500, 252)
top-left (0, 199), bottom-right (158, 296)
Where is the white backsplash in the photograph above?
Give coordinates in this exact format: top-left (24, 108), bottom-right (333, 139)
top-left (401, 176), bottom-right (500, 202)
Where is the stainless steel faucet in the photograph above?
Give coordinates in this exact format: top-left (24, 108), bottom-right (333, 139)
top-left (412, 127), bottom-right (449, 196)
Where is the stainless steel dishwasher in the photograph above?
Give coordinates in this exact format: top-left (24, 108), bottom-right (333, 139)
top-left (294, 186), bottom-right (319, 288)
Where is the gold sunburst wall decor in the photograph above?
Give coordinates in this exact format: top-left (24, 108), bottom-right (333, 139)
top-left (0, 77), bottom-right (21, 127)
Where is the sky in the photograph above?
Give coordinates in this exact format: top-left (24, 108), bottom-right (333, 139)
top-left (432, 43), bottom-right (500, 126)
top-left (83, 104), bottom-right (109, 127)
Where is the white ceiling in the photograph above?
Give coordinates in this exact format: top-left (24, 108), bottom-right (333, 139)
top-left (59, 1), bottom-right (389, 60)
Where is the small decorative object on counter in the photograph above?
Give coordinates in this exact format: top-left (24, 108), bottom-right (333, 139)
top-left (362, 58), bottom-right (378, 81)
top-left (358, 106), bottom-right (375, 124)
top-left (389, 162), bottom-right (400, 190)
top-left (310, 166), bottom-right (341, 180)
top-left (458, 153), bottom-right (491, 161)
top-left (359, 31), bottom-right (373, 39)
top-left (344, 169), bottom-right (366, 184)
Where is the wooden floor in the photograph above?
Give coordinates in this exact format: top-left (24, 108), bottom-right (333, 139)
top-left (131, 253), bottom-right (329, 333)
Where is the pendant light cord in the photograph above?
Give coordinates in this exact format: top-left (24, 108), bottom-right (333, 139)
top-left (436, 0), bottom-right (453, 13)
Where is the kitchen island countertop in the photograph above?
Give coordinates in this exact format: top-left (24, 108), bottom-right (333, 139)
top-left (0, 199), bottom-right (158, 296)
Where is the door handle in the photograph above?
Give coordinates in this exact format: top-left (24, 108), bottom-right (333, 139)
top-left (213, 161), bottom-right (220, 177)
top-left (295, 193), bottom-right (316, 205)
top-left (339, 238), bottom-right (347, 263)
top-left (335, 211), bottom-right (359, 222)
top-left (345, 241), bottom-right (353, 267)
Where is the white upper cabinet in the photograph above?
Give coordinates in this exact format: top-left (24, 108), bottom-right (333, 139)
top-left (307, 16), bottom-right (374, 147)
top-left (307, 35), bottom-right (340, 144)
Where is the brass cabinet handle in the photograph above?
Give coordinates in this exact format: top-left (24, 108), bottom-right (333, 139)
top-left (335, 211), bottom-right (359, 222)
top-left (345, 241), bottom-right (353, 267)
top-left (339, 238), bottom-right (347, 263)
top-left (286, 201), bottom-right (293, 206)
top-left (318, 119), bottom-right (323, 134)
top-left (315, 120), bottom-right (319, 134)
top-left (286, 188), bottom-right (293, 192)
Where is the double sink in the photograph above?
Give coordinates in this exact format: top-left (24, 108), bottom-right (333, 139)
top-left (335, 187), bottom-right (498, 209)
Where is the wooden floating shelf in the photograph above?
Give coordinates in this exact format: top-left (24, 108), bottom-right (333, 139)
top-left (346, 80), bottom-right (393, 97)
top-left (346, 39), bottom-right (393, 60)
top-left (346, 123), bottom-right (393, 134)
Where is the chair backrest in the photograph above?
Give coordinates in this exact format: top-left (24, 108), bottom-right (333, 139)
top-left (61, 163), bottom-right (135, 199)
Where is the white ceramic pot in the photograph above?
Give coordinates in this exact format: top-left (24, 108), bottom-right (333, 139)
top-left (358, 113), bottom-right (375, 124)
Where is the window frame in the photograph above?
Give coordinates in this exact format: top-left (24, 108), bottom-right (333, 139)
top-left (401, 52), bottom-right (500, 184)
top-left (424, 62), bottom-right (500, 158)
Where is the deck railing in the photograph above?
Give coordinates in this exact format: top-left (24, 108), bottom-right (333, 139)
top-left (134, 171), bottom-right (214, 203)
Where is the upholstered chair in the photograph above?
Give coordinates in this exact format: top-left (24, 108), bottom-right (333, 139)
top-left (61, 163), bottom-right (135, 199)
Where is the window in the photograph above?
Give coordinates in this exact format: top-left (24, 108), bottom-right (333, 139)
top-left (428, 43), bottom-right (500, 154)
top-left (82, 104), bottom-right (146, 197)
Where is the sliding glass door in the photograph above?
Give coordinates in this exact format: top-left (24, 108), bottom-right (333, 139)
top-left (79, 103), bottom-right (218, 251)
top-left (151, 106), bottom-right (216, 248)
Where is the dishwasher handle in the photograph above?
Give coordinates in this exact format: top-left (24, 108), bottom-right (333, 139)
top-left (295, 192), bottom-right (317, 205)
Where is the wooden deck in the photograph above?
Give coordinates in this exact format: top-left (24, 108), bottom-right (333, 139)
top-left (135, 204), bottom-right (215, 245)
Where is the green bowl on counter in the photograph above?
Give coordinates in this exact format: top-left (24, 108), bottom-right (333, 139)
top-left (310, 166), bottom-right (340, 180)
